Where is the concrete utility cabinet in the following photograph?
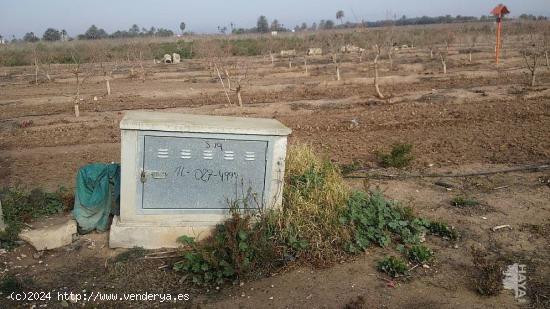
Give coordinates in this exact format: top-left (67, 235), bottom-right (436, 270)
top-left (109, 111), bottom-right (291, 248)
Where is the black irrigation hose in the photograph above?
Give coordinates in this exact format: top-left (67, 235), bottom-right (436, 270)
top-left (344, 163), bottom-right (550, 180)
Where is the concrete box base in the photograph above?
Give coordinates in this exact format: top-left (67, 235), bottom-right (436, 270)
top-left (109, 216), bottom-right (214, 249)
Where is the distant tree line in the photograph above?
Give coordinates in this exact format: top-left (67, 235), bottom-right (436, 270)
top-left (77, 24), bottom-right (175, 40)
top-left (5, 13), bottom-right (549, 44)
top-left (292, 14), bottom-right (549, 32)
top-left (518, 14), bottom-right (548, 21)
top-left (15, 24), bottom-right (176, 43)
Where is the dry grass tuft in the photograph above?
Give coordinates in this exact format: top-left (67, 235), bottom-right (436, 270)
top-left (275, 144), bottom-right (351, 266)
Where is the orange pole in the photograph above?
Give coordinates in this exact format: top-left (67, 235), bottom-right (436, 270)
top-left (495, 15), bottom-right (502, 65)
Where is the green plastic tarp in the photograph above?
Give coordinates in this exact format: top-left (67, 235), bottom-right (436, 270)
top-left (73, 163), bottom-right (120, 233)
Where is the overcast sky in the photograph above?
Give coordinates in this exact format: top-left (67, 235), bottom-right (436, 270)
top-left (1, 0), bottom-right (549, 38)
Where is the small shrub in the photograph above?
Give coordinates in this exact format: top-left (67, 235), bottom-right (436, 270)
top-left (426, 221), bottom-right (459, 240)
top-left (377, 256), bottom-right (408, 277)
top-left (342, 191), bottom-right (429, 252)
top-left (377, 143), bottom-right (414, 168)
top-left (471, 247), bottom-right (503, 296)
top-left (279, 144), bottom-right (351, 264)
top-left (407, 245), bottom-right (433, 264)
top-left (174, 213), bottom-right (277, 286)
top-left (451, 196), bottom-right (480, 208)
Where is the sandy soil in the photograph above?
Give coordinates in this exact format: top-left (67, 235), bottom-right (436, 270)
top-left (0, 41), bottom-right (549, 308)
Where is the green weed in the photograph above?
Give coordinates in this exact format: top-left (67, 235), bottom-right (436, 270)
top-left (174, 213), bottom-right (277, 286)
top-left (407, 245), bottom-right (433, 264)
top-left (342, 191), bottom-right (429, 252)
top-left (451, 196), bottom-right (480, 208)
top-left (377, 256), bottom-right (408, 277)
top-left (425, 221), bottom-right (459, 240)
top-left (377, 143), bottom-right (414, 168)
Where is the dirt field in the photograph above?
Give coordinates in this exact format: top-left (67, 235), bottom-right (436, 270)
top-left (0, 33), bottom-right (549, 308)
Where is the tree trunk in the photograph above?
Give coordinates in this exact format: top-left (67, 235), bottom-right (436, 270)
top-left (388, 51), bottom-right (393, 71)
top-left (106, 79), bottom-right (111, 96)
top-left (430, 48), bottom-right (433, 59)
top-left (336, 65), bottom-right (340, 81)
top-left (139, 51), bottom-right (145, 82)
top-left (215, 65), bottom-right (232, 105)
top-left (270, 52), bottom-right (274, 66)
top-left (531, 71), bottom-right (536, 87)
top-left (224, 69), bottom-right (231, 90)
top-left (74, 103), bottom-right (80, 117)
top-left (304, 57), bottom-right (308, 74)
top-left (469, 50), bottom-right (472, 63)
top-left (439, 54), bottom-right (447, 75)
top-left (288, 58), bottom-right (292, 69)
top-left (374, 54), bottom-right (384, 99)
top-left (546, 51), bottom-right (549, 68)
top-left (236, 87), bottom-right (243, 107)
top-left (34, 59), bottom-right (39, 85)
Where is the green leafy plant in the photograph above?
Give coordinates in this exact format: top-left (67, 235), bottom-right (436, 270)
top-left (377, 256), bottom-right (408, 277)
top-left (174, 213), bottom-right (276, 286)
top-left (451, 196), bottom-right (480, 208)
top-left (425, 221), bottom-right (459, 240)
top-left (377, 143), bottom-right (414, 168)
top-left (407, 245), bottom-right (433, 264)
top-left (342, 191), bottom-right (429, 252)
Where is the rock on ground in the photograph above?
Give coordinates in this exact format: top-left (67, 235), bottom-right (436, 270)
top-left (19, 217), bottom-right (77, 251)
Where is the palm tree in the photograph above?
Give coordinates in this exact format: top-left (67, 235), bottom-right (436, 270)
top-left (180, 22), bottom-right (186, 35)
top-left (336, 10), bottom-right (345, 25)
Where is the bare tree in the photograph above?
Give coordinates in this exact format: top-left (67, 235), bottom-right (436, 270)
top-left (543, 29), bottom-right (550, 69)
top-left (467, 35), bottom-right (478, 63)
top-left (214, 62), bottom-right (233, 105)
top-left (126, 41), bottom-right (149, 82)
top-left (267, 36), bottom-right (276, 66)
top-left (32, 46), bottom-right (53, 85)
top-left (521, 34), bottom-right (545, 86)
top-left (522, 47), bottom-right (540, 87)
top-left (199, 39), bottom-right (249, 107)
top-left (70, 50), bottom-right (96, 117)
top-left (437, 48), bottom-right (447, 75)
top-left (223, 64), bottom-right (249, 107)
top-left (323, 32), bottom-right (345, 81)
top-left (95, 42), bottom-right (117, 96)
top-left (373, 44), bottom-right (384, 99)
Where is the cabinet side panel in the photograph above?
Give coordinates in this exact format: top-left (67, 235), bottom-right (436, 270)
top-left (119, 129), bottom-right (139, 223)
